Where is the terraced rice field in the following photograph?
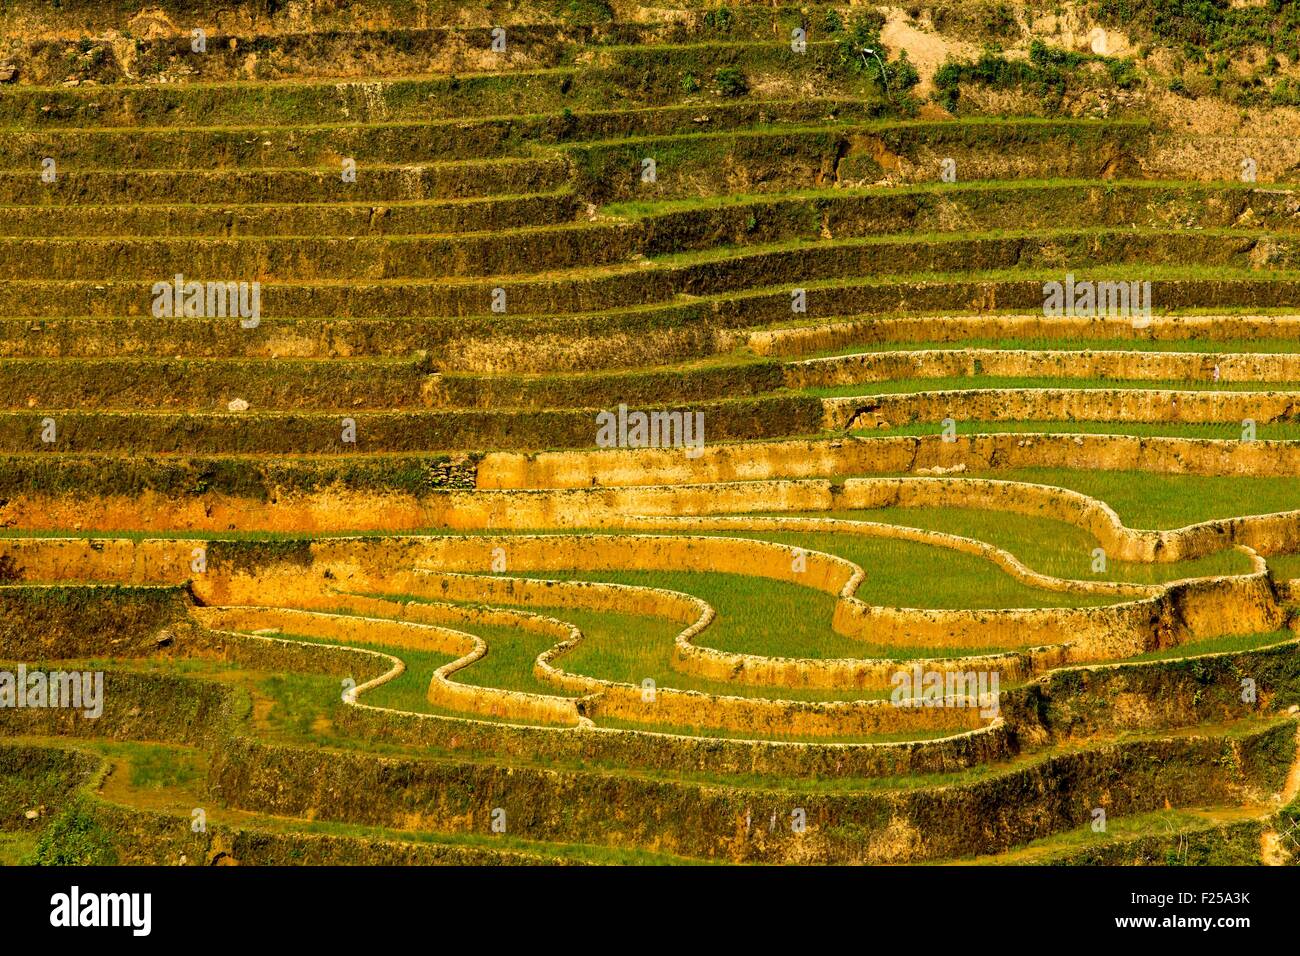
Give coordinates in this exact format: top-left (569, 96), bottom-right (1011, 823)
top-left (2, 0), bottom-right (1300, 870)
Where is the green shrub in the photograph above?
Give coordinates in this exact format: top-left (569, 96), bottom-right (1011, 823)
top-left (890, 50), bottom-right (921, 92)
top-left (1106, 58), bottom-right (1141, 89)
top-left (555, 0), bottom-right (614, 23)
top-left (703, 6), bottom-right (735, 33)
top-left (933, 39), bottom-right (1142, 111)
top-left (1092, 0), bottom-right (1300, 61)
top-left (715, 66), bottom-right (749, 97)
top-left (1269, 77), bottom-right (1300, 106)
top-left (980, 2), bottom-right (1021, 38)
top-left (933, 58), bottom-right (964, 112)
top-left (831, 11), bottom-right (888, 76)
top-left (29, 799), bottom-right (117, 866)
top-left (830, 12), bottom-right (919, 106)
top-left (1029, 38), bottom-right (1085, 69)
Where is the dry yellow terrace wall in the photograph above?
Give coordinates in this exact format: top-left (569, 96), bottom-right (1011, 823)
top-left (324, 531), bottom-right (1276, 683)
top-left (1212, 512), bottom-right (1300, 559)
top-left (479, 460), bottom-right (1300, 564)
top-left (1141, 135), bottom-right (1300, 182)
top-left (401, 570), bottom-right (710, 626)
top-left (824, 389), bottom-right (1300, 432)
top-left (619, 512), bottom-right (1149, 596)
top-left (0, 481), bottom-right (832, 533)
top-left (598, 515), bottom-right (1280, 661)
top-left (0, 525), bottom-right (1282, 702)
top-left (478, 434), bottom-right (1300, 494)
top-left (747, 315), bottom-right (1300, 357)
top-left (841, 476), bottom-right (1300, 562)
top-left (8, 436), bottom-right (1300, 536)
top-left (195, 615), bottom-right (1016, 765)
top-left (194, 605), bottom-right (583, 726)
top-left (193, 575), bottom-right (988, 738)
top-left (477, 444), bottom-right (916, 489)
top-left (839, 475), bottom-right (1300, 564)
top-left (0, 537), bottom-right (195, 582)
top-left (843, 476), bottom-right (1140, 552)
top-left (180, 541), bottom-right (955, 738)
top-left (392, 533), bottom-right (857, 597)
top-left (833, 578), bottom-right (1257, 658)
top-left (576, 679), bottom-right (989, 738)
top-left (673, 637), bottom-right (1054, 691)
top-left (478, 433), bottom-right (1300, 492)
top-left (785, 348), bottom-right (1300, 390)
top-left (836, 478), bottom-right (1231, 563)
top-left (1, 526), bottom-right (1282, 642)
top-left (428, 480), bottom-right (833, 528)
top-left (0, 489), bottom-right (456, 534)
top-left (194, 604), bottom-right (470, 655)
top-left (168, 536), bottom-right (1014, 722)
top-left (388, 568), bottom-right (1006, 720)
